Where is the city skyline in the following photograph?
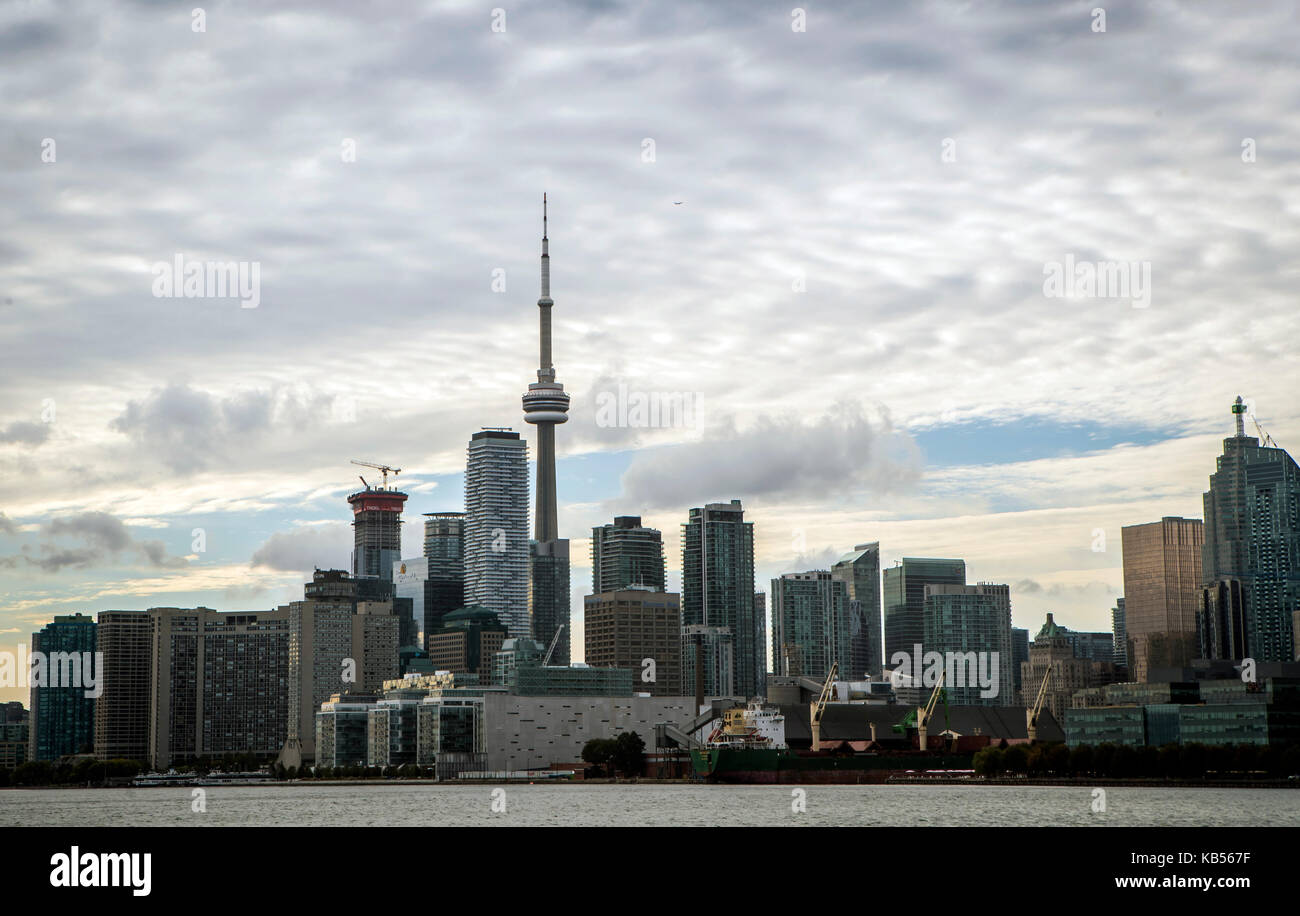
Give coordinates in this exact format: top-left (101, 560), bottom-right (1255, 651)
top-left (4, 2), bottom-right (1300, 705)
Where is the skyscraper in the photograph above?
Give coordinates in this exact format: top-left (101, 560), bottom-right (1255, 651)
top-left (423, 511), bottom-right (466, 635)
top-left (584, 589), bottom-right (682, 696)
top-left (681, 499), bottom-right (758, 697)
top-left (831, 542), bottom-right (883, 679)
top-left (770, 570), bottom-right (851, 682)
top-left (882, 558), bottom-right (966, 666)
top-left (1111, 597), bottom-right (1128, 674)
top-left (1200, 396), bottom-right (1300, 664)
top-left (921, 583), bottom-right (1013, 706)
top-left (464, 429), bottom-right (530, 638)
top-left (591, 516), bottom-right (666, 593)
top-left (348, 481), bottom-right (407, 582)
top-left (522, 196), bottom-right (572, 665)
top-left (94, 610), bottom-right (152, 763)
top-left (29, 614), bottom-right (97, 761)
top-left (1121, 517), bottom-right (1203, 681)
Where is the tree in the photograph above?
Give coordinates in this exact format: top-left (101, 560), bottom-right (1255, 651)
top-left (611, 731), bottom-right (646, 778)
top-left (581, 738), bottom-right (616, 777)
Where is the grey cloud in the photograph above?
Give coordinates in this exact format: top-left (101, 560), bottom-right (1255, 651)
top-left (250, 522), bottom-right (351, 573)
top-left (2, 511), bottom-right (188, 572)
top-left (618, 401), bottom-right (921, 510)
top-left (0, 421), bottom-right (50, 446)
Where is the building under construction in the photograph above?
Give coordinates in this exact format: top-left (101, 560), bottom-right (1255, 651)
top-left (347, 461), bottom-right (408, 582)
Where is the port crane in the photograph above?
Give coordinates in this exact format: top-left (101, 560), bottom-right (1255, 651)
top-left (351, 458), bottom-right (401, 490)
top-left (1026, 666), bottom-right (1052, 743)
top-left (542, 624), bottom-right (565, 666)
top-left (809, 661), bottom-right (838, 752)
top-left (915, 670), bottom-right (947, 752)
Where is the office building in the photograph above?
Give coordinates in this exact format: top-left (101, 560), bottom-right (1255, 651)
top-left (882, 558), bottom-right (966, 665)
top-left (464, 429), bottom-right (530, 638)
top-left (426, 606), bottom-right (509, 681)
top-left (831, 542), bottom-right (883, 679)
top-left (1011, 627), bottom-right (1029, 696)
top-left (584, 588), bottom-right (682, 696)
top-left (591, 516), bottom-right (666, 593)
top-left (682, 499), bottom-right (758, 697)
top-left (1122, 517), bottom-right (1204, 681)
top-left (1020, 613), bottom-right (1118, 723)
top-left (0, 706), bottom-right (29, 769)
top-left (1111, 597), bottom-right (1128, 674)
top-left (422, 511), bottom-right (466, 634)
top-left (29, 614), bottom-right (97, 761)
top-left (681, 625), bottom-right (735, 699)
top-left (1201, 396), bottom-right (1300, 664)
top-left (771, 571), bottom-right (851, 683)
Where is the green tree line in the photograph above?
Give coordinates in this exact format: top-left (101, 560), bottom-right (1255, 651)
top-left (973, 742), bottom-right (1300, 780)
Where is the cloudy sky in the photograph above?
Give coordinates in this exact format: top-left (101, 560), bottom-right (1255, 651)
top-left (2, 0), bottom-right (1298, 702)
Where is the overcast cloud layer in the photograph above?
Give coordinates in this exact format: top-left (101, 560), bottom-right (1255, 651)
top-left (2, 0), bottom-right (1298, 697)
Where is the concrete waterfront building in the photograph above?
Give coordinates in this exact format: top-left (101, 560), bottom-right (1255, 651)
top-left (464, 429), bottom-right (530, 639)
top-left (882, 558), bottom-right (966, 666)
top-left (94, 610), bottom-right (153, 763)
top-left (591, 516), bottom-right (666, 593)
top-left (348, 482), bottom-right (408, 582)
top-left (682, 500), bottom-right (758, 698)
top-left (147, 607), bottom-right (291, 769)
top-left (771, 571), bottom-right (851, 683)
top-left (584, 588), bottom-right (682, 696)
top-left (921, 583), bottom-right (1014, 706)
top-left (422, 511), bottom-right (466, 635)
top-left (29, 614), bottom-right (97, 761)
top-left (522, 197), bottom-right (572, 666)
top-left (1121, 517), bottom-right (1204, 682)
top-left (1200, 397), bottom-right (1300, 664)
top-left (425, 606), bottom-right (509, 681)
top-left (831, 543), bottom-right (883, 679)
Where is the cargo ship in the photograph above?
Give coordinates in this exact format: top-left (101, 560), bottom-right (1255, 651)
top-left (689, 702), bottom-right (972, 784)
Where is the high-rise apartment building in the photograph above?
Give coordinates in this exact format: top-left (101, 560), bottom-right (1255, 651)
top-left (147, 607), bottom-right (290, 769)
top-left (681, 500), bottom-right (758, 698)
top-left (584, 589), bottom-right (682, 696)
top-left (882, 558), bottom-right (966, 666)
top-left (1111, 597), bottom-right (1128, 673)
top-left (771, 571), bottom-right (851, 682)
top-left (29, 614), bottom-right (97, 761)
top-left (591, 516), bottom-right (666, 593)
top-left (464, 429), bottom-right (531, 639)
top-left (921, 583), bottom-right (1013, 706)
top-left (831, 542), bottom-right (883, 679)
top-left (681, 625), bottom-right (735, 699)
top-left (94, 610), bottom-right (153, 763)
top-left (1122, 517), bottom-right (1204, 682)
top-left (1200, 397), bottom-right (1300, 664)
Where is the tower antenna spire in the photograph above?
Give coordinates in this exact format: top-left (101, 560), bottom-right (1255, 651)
top-left (1232, 395), bottom-right (1247, 438)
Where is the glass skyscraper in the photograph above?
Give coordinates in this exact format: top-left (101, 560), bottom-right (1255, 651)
top-left (1200, 397), bottom-right (1300, 664)
top-left (882, 557), bottom-right (966, 666)
top-left (681, 500), bottom-right (758, 698)
top-left (29, 613), bottom-right (97, 761)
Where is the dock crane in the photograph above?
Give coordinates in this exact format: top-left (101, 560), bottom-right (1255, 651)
top-left (351, 459), bottom-right (401, 490)
top-left (1026, 666), bottom-right (1052, 744)
top-left (915, 670), bottom-right (947, 752)
top-left (809, 661), bottom-right (838, 752)
top-left (542, 624), bottom-right (566, 666)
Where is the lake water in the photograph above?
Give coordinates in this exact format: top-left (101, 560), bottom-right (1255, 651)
top-left (4, 783), bottom-right (1298, 827)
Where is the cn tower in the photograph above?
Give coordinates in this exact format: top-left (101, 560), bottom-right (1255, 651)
top-left (521, 194), bottom-right (571, 664)
top-left (522, 193), bottom-right (569, 541)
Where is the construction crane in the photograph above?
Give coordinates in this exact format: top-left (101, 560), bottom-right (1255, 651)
top-left (915, 670), bottom-right (946, 752)
top-left (542, 624), bottom-right (565, 666)
top-left (1026, 666), bottom-right (1052, 744)
top-left (1235, 395), bottom-right (1284, 449)
top-left (809, 661), bottom-right (838, 752)
top-left (350, 459), bottom-right (401, 489)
